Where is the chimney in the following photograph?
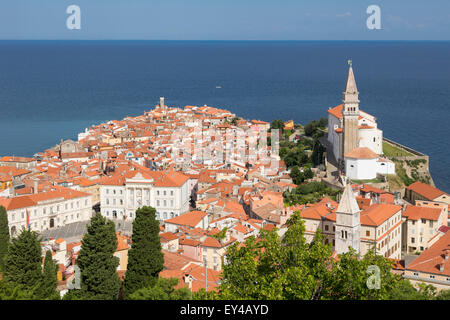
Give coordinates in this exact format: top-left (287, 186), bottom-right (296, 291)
top-left (445, 249), bottom-right (449, 261)
top-left (440, 260), bottom-right (445, 273)
top-left (34, 180), bottom-right (38, 194)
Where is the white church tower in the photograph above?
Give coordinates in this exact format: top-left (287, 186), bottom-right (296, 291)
top-left (335, 183), bottom-right (361, 255)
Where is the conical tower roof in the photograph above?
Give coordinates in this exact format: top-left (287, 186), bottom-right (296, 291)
top-left (344, 62), bottom-right (358, 94)
top-left (337, 183), bottom-right (360, 214)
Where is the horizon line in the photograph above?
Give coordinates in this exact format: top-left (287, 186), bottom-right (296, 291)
top-left (1, 39), bottom-right (450, 42)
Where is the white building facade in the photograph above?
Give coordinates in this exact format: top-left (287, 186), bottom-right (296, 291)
top-left (100, 171), bottom-right (190, 221)
top-left (1, 189), bottom-right (92, 237)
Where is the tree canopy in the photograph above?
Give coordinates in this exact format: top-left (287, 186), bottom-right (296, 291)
top-left (0, 206), bottom-right (9, 273)
top-left (74, 213), bottom-right (121, 300)
top-left (123, 206), bottom-right (164, 299)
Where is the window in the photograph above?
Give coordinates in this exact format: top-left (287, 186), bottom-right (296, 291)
top-left (163, 191), bottom-right (166, 196)
top-left (171, 191), bottom-right (174, 196)
top-left (421, 219), bottom-right (426, 224)
top-left (157, 200), bottom-right (160, 206)
top-left (430, 275), bottom-right (435, 279)
top-left (157, 191), bottom-right (160, 196)
top-left (429, 221), bottom-right (433, 228)
top-left (325, 225), bottom-right (329, 231)
top-left (366, 230), bottom-right (370, 236)
top-left (411, 237), bottom-right (415, 243)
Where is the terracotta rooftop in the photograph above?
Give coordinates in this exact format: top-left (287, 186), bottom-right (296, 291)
top-left (344, 147), bottom-right (378, 159)
top-left (407, 181), bottom-right (446, 200)
top-left (406, 232), bottom-right (450, 276)
top-left (164, 210), bottom-right (208, 228)
top-left (402, 205), bottom-right (442, 221)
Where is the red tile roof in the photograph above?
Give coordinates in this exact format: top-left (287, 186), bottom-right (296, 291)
top-left (406, 232), bottom-right (450, 276)
top-left (402, 205), bottom-right (442, 221)
top-left (165, 210), bottom-right (208, 228)
top-left (344, 147), bottom-right (378, 159)
top-left (407, 181), bottom-right (446, 200)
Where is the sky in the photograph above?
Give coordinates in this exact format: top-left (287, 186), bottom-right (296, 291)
top-left (0, 0), bottom-right (449, 40)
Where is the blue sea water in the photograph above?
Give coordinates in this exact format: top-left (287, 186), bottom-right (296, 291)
top-left (0, 40), bottom-right (448, 192)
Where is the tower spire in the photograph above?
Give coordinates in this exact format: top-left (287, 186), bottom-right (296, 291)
top-left (344, 60), bottom-right (358, 95)
top-left (335, 183), bottom-right (361, 255)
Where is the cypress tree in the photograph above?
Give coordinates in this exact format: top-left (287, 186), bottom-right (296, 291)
top-left (37, 249), bottom-right (59, 299)
top-left (123, 206), bottom-right (164, 299)
top-left (4, 228), bottom-right (43, 296)
top-left (0, 206), bottom-right (9, 273)
top-left (76, 212), bottom-right (121, 300)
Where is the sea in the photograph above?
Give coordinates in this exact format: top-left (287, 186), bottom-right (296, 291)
top-left (0, 40), bottom-right (448, 192)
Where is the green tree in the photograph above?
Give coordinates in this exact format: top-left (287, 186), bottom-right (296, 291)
top-left (219, 213), bottom-right (332, 299)
top-left (0, 279), bottom-right (34, 300)
top-left (311, 139), bottom-right (326, 166)
top-left (290, 166), bottom-right (303, 185)
top-left (4, 228), bottom-right (43, 297)
top-left (270, 119), bottom-right (284, 131)
top-left (129, 277), bottom-right (192, 300)
top-left (217, 212), bottom-right (414, 300)
top-left (0, 206), bottom-right (9, 273)
top-left (37, 249), bottom-right (59, 300)
top-left (434, 289), bottom-right (450, 300)
top-left (326, 248), bottom-right (401, 300)
top-left (123, 206), bottom-right (164, 299)
top-left (75, 213), bottom-right (121, 300)
top-left (388, 279), bottom-right (429, 300)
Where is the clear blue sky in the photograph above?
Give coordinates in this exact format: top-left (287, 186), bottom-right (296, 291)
top-left (0, 0), bottom-right (449, 40)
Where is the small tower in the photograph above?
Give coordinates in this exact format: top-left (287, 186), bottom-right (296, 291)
top-left (341, 60), bottom-right (360, 168)
top-left (159, 97), bottom-right (165, 109)
top-left (335, 183), bottom-right (361, 255)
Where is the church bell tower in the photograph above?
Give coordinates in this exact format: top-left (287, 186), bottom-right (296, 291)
top-left (335, 183), bottom-right (361, 255)
top-left (341, 60), bottom-right (360, 168)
